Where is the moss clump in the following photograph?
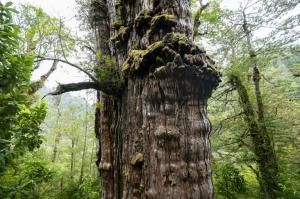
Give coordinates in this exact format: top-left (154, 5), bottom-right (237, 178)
top-left (163, 33), bottom-right (192, 54)
top-left (113, 21), bottom-right (124, 30)
top-left (130, 153), bottom-right (144, 166)
top-left (122, 50), bottom-right (145, 73)
top-left (164, 32), bottom-right (187, 43)
top-left (134, 11), bottom-right (177, 37)
top-left (122, 33), bottom-right (187, 76)
top-left (293, 64), bottom-right (300, 77)
top-left (94, 50), bottom-right (124, 93)
top-left (114, 0), bottom-right (126, 29)
top-left (134, 9), bottom-right (154, 35)
top-left (122, 41), bottom-right (164, 75)
top-left (151, 14), bottom-right (177, 27)
top-left (122, 33), bottom-right (188, 75)
top-left (111, 26), bottom-right (130, 45)
top-left (149, 14), bottom-right (177, 37)
top-left (122, 32), bottom-right (221, 89)
top-left (155, 126), bottom-right (181, 141)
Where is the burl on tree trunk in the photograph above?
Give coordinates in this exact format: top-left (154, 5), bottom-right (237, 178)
top-left (90, 0), bottom-right (221, 198)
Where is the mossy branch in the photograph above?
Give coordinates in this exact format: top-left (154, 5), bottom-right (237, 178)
top-left (29, 60), bottom-right (58, 95)
top-left (193, 1), bottom-right (209, 40)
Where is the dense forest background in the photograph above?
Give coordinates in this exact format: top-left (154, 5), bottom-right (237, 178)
top-left (0, 0), bottom-right (299, 198)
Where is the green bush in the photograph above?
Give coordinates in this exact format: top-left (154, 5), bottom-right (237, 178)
top-left (58, 177), bottom-right (100, 199)
top-left (214, 163), bottom-right (247, 199)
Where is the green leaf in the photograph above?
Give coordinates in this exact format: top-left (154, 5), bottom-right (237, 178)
top-left (4, 2), bottom-right (13, 7)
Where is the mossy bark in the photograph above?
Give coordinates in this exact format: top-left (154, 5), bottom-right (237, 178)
top-left (239, 13), bottom-right (280, 198)
top-left (229, 74), bottom-right (279, 199)
top-left (90, 0), bottom-right (220, 198)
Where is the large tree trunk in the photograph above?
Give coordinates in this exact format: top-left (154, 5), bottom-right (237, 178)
top-left (90, 0), bottom-right (220, 198)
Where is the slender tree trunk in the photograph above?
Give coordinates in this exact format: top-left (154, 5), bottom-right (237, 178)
top-left (60, 177), bottom-right (64, 193)
top-left (252, 67), bottom-right (279, 198)
top-left (90, 1), bottom-right (220, 198)
top-left (52, 133), bottom-right (61, 163)
top-left (229, 74), bottom-right (279, 199)
top-left (52, 97), bottom-right (61, 163)
top-left (240, 12), bottom-right (280, 198)
top-left (71, 139), bottom-right (75, 181)
top-left (80, 100), bottom-right (89, 183)
top-left (90, 140), bottom-right (95, 175)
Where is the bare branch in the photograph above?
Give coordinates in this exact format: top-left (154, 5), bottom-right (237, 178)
top-left (35, 56), bottom-right (97, 82)
top-left (83, 45), bottom-right (96, 54)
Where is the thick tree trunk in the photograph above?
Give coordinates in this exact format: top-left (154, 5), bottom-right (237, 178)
top-left (90, 1), bottom-right (220, 198)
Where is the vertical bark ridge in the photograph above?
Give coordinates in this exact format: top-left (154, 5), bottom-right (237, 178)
top-left (90, 0), bottom-right (221, 198)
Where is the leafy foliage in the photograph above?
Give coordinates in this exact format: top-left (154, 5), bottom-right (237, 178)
top-left (0, 155), bottom-right (55, 199)
top-left (0, 1), bottom-right (46, 172)
top-left (198, 0), bottom-right (300, 198)
top-left (214, 163), bottom-right (247, 199)
top-left (17, 4), bottom-right (75, 57)
top-left (57, 177), bottom-right (100, 199)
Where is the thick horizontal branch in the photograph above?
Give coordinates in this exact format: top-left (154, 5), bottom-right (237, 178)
top-left (35, 56), bottom-right (97, 82)
top-left (46, 81), bottom-right (123, 97)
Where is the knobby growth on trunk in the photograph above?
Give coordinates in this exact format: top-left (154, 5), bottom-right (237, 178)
top-left (87, 0), bottom-right (221, 198)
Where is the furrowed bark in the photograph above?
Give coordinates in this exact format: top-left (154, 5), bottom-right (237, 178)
top-left (90, 1), bottom-right (116, 198)
top-left (90, 0), bottom-right (221, 198)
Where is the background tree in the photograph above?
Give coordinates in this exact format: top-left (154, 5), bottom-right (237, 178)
top-left (195, 0), bottom-right (300, 198)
